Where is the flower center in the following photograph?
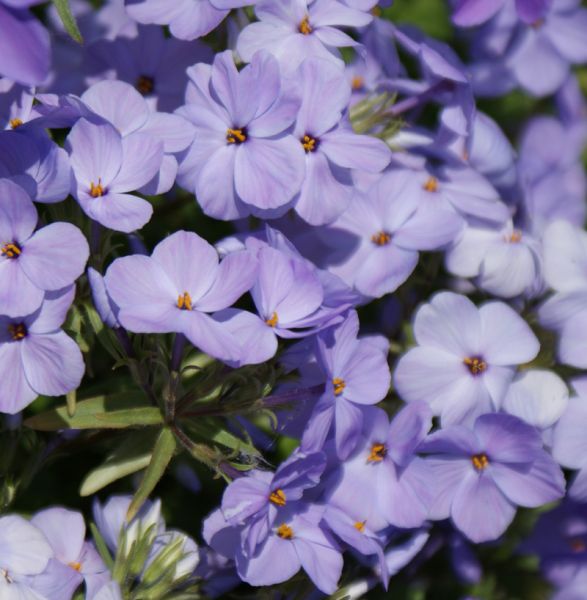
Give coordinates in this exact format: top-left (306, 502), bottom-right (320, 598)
top-left (371, 231), bottom-right (391, 246)
top-left (266, 312), bottom-right (278, 328)
top-left (90, 178), bottom-right (105, 198)
top-left (301, 134), bottom-right (318, 153)
top-left (351, 76), bottom-right (365, 90)
top-left (568, 537), bottom-right (586, 553)
top-left (508, 230), bottom-right (522, 243)
top-left (8, 322), bottom-right (27, 341)
top-left (423, 176), bottom-right (439, 193)
top-left (177, 292), bottom-right (192, 311)
top-left (277, 523), bottom-right (294, 539)
top-left (464, 356), bottom-right (487, 376)
top-left (136, 74), bottom-right (155, 95)
top-left (1, 568), bottom-right (13, 583)
top-left (68, 561), bottom-right (82, 572)
top-left (226, 128), bottom-right (247, 144)
top-left (10, 118), bottom-right (23, 129)
top-left (269, 488), bottom-right (287, 506)
top-left (299, 15), bottom-right (312, 35)
top-left (333, 377), bottom-right (346, 396)
top-left (471, 453), bottom-right (489, 471)
top-left (1, 242), bottom-right (22, 259)
top-left (354, 520), bottom-right (366, 532)
top-left (367, 442), bottom-right (387, 462)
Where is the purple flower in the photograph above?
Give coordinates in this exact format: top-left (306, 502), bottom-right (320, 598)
top-left (452, 0), bottom-right (552, 27)
top-left (471, 0), bottom-right (587, 97)
top-left (0, 514), bottom-right (53, 596)
top-left (0, 1), bottom-right (50, 85)
top-left (324, 403), bottom-right (434, 530)
top-left (220, 451), bottom-right (326, 554)
top-left (552, 379), bottom-right (587, 502)
top-left (318, 169), bottom-right (462, 298)
top-left (67, 117), bottom-right (163, 232)
top-left (394, 291), bottom-right (540, 425)
top-left (204, 503), bottom-right (343, 594)
top-left (420, 413), bottom-right (565, 542)
top-left (445, 220), bottom-right (542, 298)
top-left (0, 285), bottom-right (85, 414)
top-left (28, 508), bottom-right (109, 600)
top-left (0, 129), bottom-right (72, 204)
top-left (125, 0), bottom-right (247, 41)
top-left (177, 50), bottom-right (305, 220)
top-left (85, 24), bottom-right (213, 111)
top-left (0, 179), bottom-right (89, 318)
top-left (301, 311), bottom-right (391, 458)
top-left (237, 0), bottom-right (372, 74)
top-left (290, 58), bottom-right (391, 225)
top-left (78, 80), bottom-right (194, 195)
top-left (104, 230), bottom-right (264, 364)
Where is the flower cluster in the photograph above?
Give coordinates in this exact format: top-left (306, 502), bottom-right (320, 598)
top-left (1, 0), bottom-right (587, 598)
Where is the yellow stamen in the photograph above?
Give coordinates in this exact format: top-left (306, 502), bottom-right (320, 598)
top-left (8, 323), bottom-right (27, 341)
top-left (177, 292), bottom-right (193, 311)
top-left (1, 242), bottom-right (22, 258)
top-left (371, 231), bottom-right (391, 246)
top-left (68, 562), bottom-right (82, 572)
top-left (569, 538), bottom-right (586, 553)
top-left (351, 75), bottom-right (364, 90)
top-left (471, 453), bottom-right (489, 471)
top-left (354, 520), bottom-right (366, 533)
top-left (10, 118), bottom-right (23, 129)
top-left (136, 74), bottom-right (154, 95)
top-left (367, 443), bottom-right (386, 462)
top-left (464, 356), bottom-right (487, 375)
top-left (423, 176), bottom-right (439, 193)
top-left (371, 6), bottom-right (382, 17)
top-left (277, 523), bottom-right (294, 539)
top-left (333, 377), bottom-right (346, 396)
top-left (226, 128), bottom-right (247, 144)
top-left (508, 230), bottom-right (522, 243)
top-left (299, 15), bottom-right (312, 35)
top-left (269, 488), bottom-right (287, 507)
top-left (90, 179), bottom-right (104, 198)
top-left (266, 312), bottom-right (278, 327)
top-left (531, 18), bottom-right (544, 29)
top-left (301, 134), bottom-right (317, 153)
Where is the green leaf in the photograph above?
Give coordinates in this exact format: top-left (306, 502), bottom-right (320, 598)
top-left (127, 427), bottom-right (177, 522)
top-left (186, 417), bottom-right (261, 457)
top-left (90, 522), bottom-right (114, 569)
top-left (79, 430), bottom-right (158, 496)
top-left (52, 0), bottom-right (83, 43)
top-left (24, 392), bottom-right (162, 431)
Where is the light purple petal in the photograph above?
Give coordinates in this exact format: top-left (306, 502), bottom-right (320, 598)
top-left (111, 133), bottom-right (163, 193)
top-left (178, 310), bottom-right (241, 362)
top-left (0, 178), bottom-right (37, 243)
top-left (31, 508), bottom-right (85, 565)
top-left (19, 223), bottom-right (89, 291)
top-left (319, 129), bottom-right (390, 173)
top-left (0, 515), bottom-right (53, 575)
top-left (0, 341), bottom-right (37, 413)
top-left (79, 192), bottom-right (153, 234)
top-left (0, 259), bottom-right (45, 318)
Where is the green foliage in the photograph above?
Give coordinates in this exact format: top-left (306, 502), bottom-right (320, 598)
top-left (52, 0), bottom-right (83, 43)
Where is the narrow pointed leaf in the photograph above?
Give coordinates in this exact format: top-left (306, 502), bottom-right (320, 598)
top-left (127, 427), bottom-right (177, 522)
top-left (53, 0), bottom-right (83, 43)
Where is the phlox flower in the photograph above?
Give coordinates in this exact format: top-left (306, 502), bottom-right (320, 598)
top-left (0, 286), bottom-right (85, 414)
top-left (0, 179), bottom-right (89, 317)
top-left (204, 503), bottom-right (343, 594)
top-left (452, 0), bottom-right (552, 26)
top-left (324, 403), bottom-right (434, 530)
top-left (302, 311), bottom-right (391, 459)
top-left (290, 58), bottom-right (391, 225)
top-left (177, 50), bottom-right (305, 220)
top-left (104, 230), bottom-right (269, 364)
top-left (445, 220), bottom-right (542, 298)
top-left (67, 117), bottom-right (163, 232)
top-left (420, 413), bottom-right (565, 543)
top-left (237, 0), bottom-right (372, 75)
top-left (0, 0), bottom-right (50, 85)
top-left (394, 291), bottom-right (540, 425)
top-left (0, 514), bottom-right (53, 598)
top-left (28, 508), bottom-right (109, 600)
top-left (220, 451), bottom-right (326, 555)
